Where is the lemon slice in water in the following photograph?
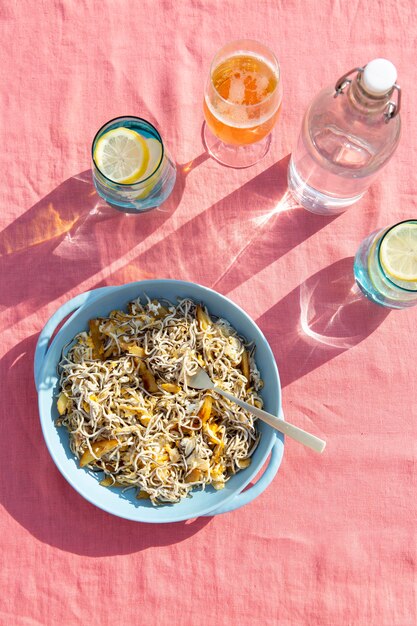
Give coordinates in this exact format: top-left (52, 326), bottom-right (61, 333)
top-left (142, 137), bottom-right (163, 179)
top-left (94, 127), bottom-right (149, 184)
top-left (380, 221), bottom-right (417, 282)
top-left (133, 137), bottom-right (163, 200)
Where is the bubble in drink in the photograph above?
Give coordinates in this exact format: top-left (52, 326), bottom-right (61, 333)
top-left (204, 54), bottom-right (281, 145)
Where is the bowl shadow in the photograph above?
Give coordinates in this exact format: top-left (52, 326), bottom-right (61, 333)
top-left (0, 334), bottom-right (212, 556)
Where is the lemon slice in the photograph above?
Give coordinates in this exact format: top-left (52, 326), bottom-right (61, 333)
top-left (132, 137), bottom-right (163, 200)
top-left (142, 137), bottom-right (163, 179)
top-left (94, 127), bottom-right (149, 184)
top-left (380, 222), bottom-right (417, 282)
top-left (367, 238), bottom-right (379, 289)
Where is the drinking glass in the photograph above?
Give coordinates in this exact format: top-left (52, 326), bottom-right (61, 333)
top-left (203, 40), bottom-right (282, 168)
top-left (92, 116), bottom-right (176, 213)
top-left (354, 219), bottom-right (417, 309)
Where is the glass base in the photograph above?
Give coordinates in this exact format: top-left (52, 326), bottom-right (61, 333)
top-left (93, 158), bottom-right (177, 214)
top-left (203, 123), bottom-right (271, 168)
top-left (288, 157), bottom-right (364, 215)
top-left (103, 200), bottom-right (163, 215)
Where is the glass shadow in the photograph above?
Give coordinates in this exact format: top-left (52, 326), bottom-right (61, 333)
top-left (256, 257), bottom-right (390, 388)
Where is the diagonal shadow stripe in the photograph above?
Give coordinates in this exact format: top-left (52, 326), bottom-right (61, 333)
top-left (96, 155), bottom-right (335, 292)
top-left (255, 257), bottom-right (390, 388)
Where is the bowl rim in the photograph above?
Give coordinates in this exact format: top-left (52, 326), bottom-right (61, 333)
top-left (36, 279), bottom-right (282, 522)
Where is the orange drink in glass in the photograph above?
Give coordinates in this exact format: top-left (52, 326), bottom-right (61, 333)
top-left (203, 40), bottom-right (282, 167)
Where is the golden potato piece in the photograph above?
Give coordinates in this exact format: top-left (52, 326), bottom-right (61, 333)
top-left (137, 490), bottom-right (151, 499)
top-left (237, 458), bottom-right (251, 469)
top-left (138, 361), bottom-right (159, 393)
top-left (120, 342), bottom-right (146, 357)
top-left (240, 349), bottom-right (251, 389)
top-left (161, 383), bottom-right (181, 394)
top-left (185, 469), bottom-right (202, 483)
top-left (211, 463), bottom-right (225, 479)
top-left (212, 442), bottom-right (224, 461)
top-left (155, 305), bottom-right (169, 319)
top-left (198, 395), bottom-right (213, 423)
top-left (128, 345), bottom-right (146, 357)
top-left (165, 444), bottom-right (180, 463)
top-left (89, 319), bottom-right (104, 358)
top-left (103, 344), bottom-right (116, 359)
top-left (150, 301), bottom-right (169, 319)
top-left (100, 476), bottom-right (114, 487)
top-left (100, 321), bottom-right (117, 336)
top-left (80, 439), bottom-right (119, 468)
top-left (117, 404), bottom-right (148, 415)
top-left (57, 392), bottom-right (69, 416)
top-left (203, 423), bottom-right (222, 446)
top-left (196, 304), bottom-right (211, 331)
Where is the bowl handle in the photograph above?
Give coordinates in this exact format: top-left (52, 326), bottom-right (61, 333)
top-left (204, 435), bottom-right (283, 516)
top-left (34, 287), bottom-right (113, 391)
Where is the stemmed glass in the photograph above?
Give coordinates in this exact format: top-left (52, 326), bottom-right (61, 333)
top-left (203, 40), bottom-right (282, 168)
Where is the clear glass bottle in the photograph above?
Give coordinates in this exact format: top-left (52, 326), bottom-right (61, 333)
top-left (288, 59), bottom-right (401, 215)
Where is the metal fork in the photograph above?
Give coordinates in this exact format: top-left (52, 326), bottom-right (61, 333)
top-left (186, 366), bottom-right (326, 453)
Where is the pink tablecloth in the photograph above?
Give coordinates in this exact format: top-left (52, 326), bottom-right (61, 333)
top-left (1, 1), bottom-right (416, 625)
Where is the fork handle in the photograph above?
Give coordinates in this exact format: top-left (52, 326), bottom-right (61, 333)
top-left (213, 387), bottom-right (326, 454)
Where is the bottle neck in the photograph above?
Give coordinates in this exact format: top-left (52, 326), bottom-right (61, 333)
top-left (347, 75), bottom-right (392, 115)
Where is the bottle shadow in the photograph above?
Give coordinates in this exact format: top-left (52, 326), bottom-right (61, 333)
top-left (0, 333), bottom-right (213, 556)
top-left (256, 257), bottom-right (390, 388)
top-left (0, 156), bottom-right (207, 331)
top-left (96, 154), bottom-right (338, 290)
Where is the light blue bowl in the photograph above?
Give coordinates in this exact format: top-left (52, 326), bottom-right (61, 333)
top-left (34, 280), bottom-right (284, 522)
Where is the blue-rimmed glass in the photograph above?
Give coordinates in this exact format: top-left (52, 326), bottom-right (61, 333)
top-left (92, 116), bottom-right (176, 213)
top-left (354, 219), bottom-right (417, 309)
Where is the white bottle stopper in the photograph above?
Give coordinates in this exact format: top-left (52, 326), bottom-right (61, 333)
top-left (362, 58), bottom-right (397, 96)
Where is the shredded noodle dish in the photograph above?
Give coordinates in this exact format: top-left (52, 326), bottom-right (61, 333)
top-left (56, 297), bottom-right (263, 505)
